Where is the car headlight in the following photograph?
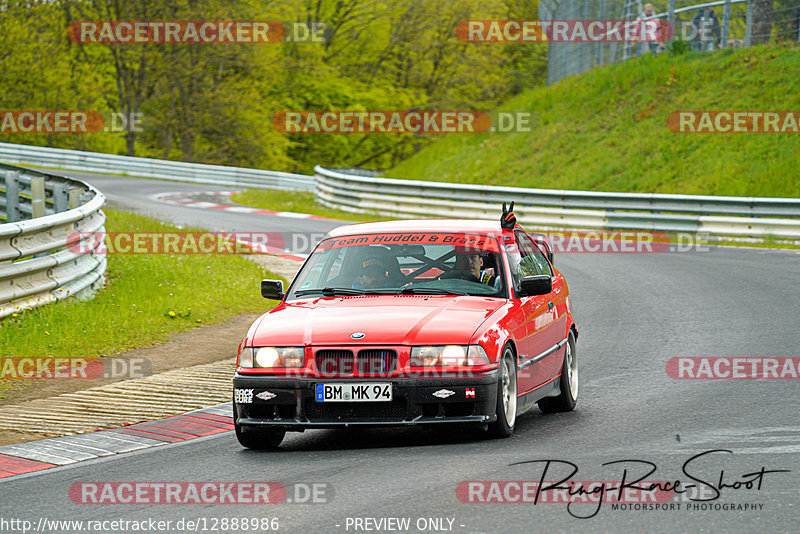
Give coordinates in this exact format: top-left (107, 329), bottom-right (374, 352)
top-left (410, 345), bottom-right (490, 367)
top-left (238, 347), bottom-right (304, 368)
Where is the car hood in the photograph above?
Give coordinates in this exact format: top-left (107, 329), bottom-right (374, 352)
top-left (250, 295), bottom-right (506, 346)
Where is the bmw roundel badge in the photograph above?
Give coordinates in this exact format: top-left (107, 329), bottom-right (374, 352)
top-left (351, 332), bottom-right (366, 339)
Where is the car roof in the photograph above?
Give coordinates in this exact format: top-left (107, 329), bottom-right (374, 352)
top-left (324, 219), bottom-right (511, 239)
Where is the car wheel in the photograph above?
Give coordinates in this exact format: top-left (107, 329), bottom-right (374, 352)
top-left (235, 425), bottom-right (285, 450)
top-left (538, 331), bottom-right (578, 413)
top-left (488, 345), bottom-right (517, 438)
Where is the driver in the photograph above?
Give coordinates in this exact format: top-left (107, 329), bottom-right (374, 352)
top-left (451, 249), bottom-right (497, 286)
top-left (352, 258), bottom-right (387, 289)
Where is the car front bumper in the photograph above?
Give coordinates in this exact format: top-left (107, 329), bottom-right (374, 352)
top-left (233, 371), bottom-right (499, 431)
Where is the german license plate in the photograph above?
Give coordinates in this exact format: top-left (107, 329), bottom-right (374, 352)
top-left (315, 383), bottom-right (392, 402)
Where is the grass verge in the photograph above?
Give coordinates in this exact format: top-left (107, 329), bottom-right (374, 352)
top-left (0, 208), bottom-right (279, 399)
top-left (386, 44), bottom-right (800, 198)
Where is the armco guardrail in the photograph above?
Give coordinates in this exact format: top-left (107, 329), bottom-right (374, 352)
top-left (0, 164), bottom-right (106, 319)
top-left (0, 142), bottom-right (314, 192)
top-left (315, 166), bottom-right (800, 239)
top-left (1, 143), bottom-right (797, 241)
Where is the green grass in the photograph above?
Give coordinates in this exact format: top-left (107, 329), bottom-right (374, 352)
top-left (386, 44), bottom-right (800, 198)
top-left (231, 189), bottom-right (393, 223)
top-left (0, 209), bottom-right (278, 383)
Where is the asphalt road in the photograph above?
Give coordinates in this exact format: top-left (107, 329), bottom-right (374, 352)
top-left (73, 171), bottom-right (341, 247)
top-left (2, 173), bottom-right (799, 533)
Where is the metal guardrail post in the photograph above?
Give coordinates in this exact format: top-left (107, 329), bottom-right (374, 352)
top-left (745, 0), bottom-right (753, 46)
top-left (722, 0), bottom-right (732, 48)
top-left (4, 171), bottom-right (21, 222)
top-left (68, 187), bottom-right (81, 209)
top-left (53, 182), bottom-right (69, 213)
top-left (30, 176), bottom-right (46, 218)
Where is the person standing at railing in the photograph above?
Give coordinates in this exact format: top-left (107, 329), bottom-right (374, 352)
top-left (639, 4), bottom-right (668, 56)
top-left (692, 6), bottom-right (721, 51)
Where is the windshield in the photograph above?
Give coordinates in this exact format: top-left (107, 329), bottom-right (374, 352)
top-left (286, 232), bottom-right (507, 299)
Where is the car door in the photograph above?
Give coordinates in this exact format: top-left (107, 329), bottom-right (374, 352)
top-left (512, 230), bottom-right (558, 393)
top-left (518, 231), bottom-right (567, 384)
top-left (504, 231), bottom-right (559, 395)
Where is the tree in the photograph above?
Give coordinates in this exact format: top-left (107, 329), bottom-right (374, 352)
top-left (60, 0), bottom-right (166, 156)
top-left (0, 1), bottom-right (108, 151)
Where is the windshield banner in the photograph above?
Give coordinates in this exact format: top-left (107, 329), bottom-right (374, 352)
top-left (317, 233), bottom-right (501, 253)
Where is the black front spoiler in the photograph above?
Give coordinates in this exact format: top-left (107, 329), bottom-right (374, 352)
top-left (233, 370), bottom-right (499, 431)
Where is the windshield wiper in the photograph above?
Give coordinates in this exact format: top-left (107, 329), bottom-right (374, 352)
top-left (398, 287), bottom-right (469, 296)
top-left (294, 287), bottom-right (367, 297)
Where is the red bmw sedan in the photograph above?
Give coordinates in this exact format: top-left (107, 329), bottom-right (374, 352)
top-left (233, 215), bottom-right (578, 449)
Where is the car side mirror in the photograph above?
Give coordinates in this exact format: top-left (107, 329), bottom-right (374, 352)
top-left (261, 279), bottom-right (284, 300)
top-left (519, 275), bottom-right (552, 297)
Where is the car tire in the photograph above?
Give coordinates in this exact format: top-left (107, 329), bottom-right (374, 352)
top-left (538, 331), bottom-right (578, 413)
top-left (487, 345), bottom-right (517, 438)
top-left (235, 425), bottom-right (285, 450)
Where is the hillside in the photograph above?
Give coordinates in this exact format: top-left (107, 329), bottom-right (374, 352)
top-left (386, 45), bottom-right (800, 197)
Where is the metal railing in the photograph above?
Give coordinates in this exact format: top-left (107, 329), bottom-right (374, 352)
top-left (315, 166), bottom-right (800, 239)
top-left (540, 0), bottom-right (800, 84)
top-left (0, 164), bottom-right (106, 319)
top-left (0, 142), bottom-right (315, 192)
top-left (2, 143), bottom-right (798, 247)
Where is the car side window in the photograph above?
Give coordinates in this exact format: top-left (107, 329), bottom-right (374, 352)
top-left (504, 239), bottom-right (536, 296)
top-left (515, 231), bottom-right (553, 277)
top-left (504, 242), bottom-right (523, 295)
